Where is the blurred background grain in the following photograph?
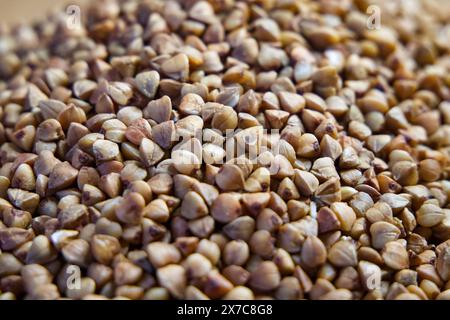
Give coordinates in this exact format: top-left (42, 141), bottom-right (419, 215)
top-left (0, 0), bottom-right (87, 24)
top-left (0, 0), bottom-right (448, 26)
top-left (0, 0), bottom-right (450, 30)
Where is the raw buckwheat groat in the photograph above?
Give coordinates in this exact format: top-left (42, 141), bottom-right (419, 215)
top-left (0, 0), bottom-right (449, 300)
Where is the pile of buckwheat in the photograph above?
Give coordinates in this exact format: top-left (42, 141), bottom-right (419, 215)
top-left (0, 0), bottom-right (449, 300)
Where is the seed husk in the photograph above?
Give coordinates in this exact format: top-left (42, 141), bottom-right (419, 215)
top-left (315, 178), bottom-right (341, 206)
top-left (26, 235), bottom-right (56, 264)
top-left (183, 253), bottom-right (212, 279)
top-left (223, 286), bottom-right (254, 300)
top-left (188, 216), bottom-right (215, 238)
top-left (256, 208), bottom-right (283, 232)
top-left (2, 207), bottom-right (32, 229)
top-left (171, 150), bottom-right (201, 175)
top-left (203, 270), bottom-right (233, 299)
top-left (125, 119), bottom-right (152, 146)
top-left (392, 161), bottom-right (419, 186)
top-left (61, 238), bottom-right (90, 267)
top-left (58, 204), bottom-right (88, 229)
top-left (223, 216), bottom-right (255, 242)
top-left (328, 239), bottom-right (358, 268)
top-left (116, 192), bottom-right (145, 225)
top-left (278, 92), bottom-right (305, 114)
top-left (114, 261), bottom-right (143, 286)
top-left (144, 96), bottom-right (172, 124)
top-left (21, 264), bottom-right (52, 295)
top-left (241, 193), bottom-right (270, 217)
top-left (330, 202), bottom-right (356, 232)
top-left (36, 119), bottom-right (64, 142)
top-left (249, 261), bottom-right (281, 292)
top-left (215, 164), bottom-right (245, 191)
top-left (181, 191), bottom-right (208, 220)
top-left (147, 242), bottom-right (181, 269)
top-left (92, 140), bottom-right (120, 162)
top-left (0, 253), bottom-right (23, 277)
top-left (382, 241), bottom-right (410, 270)
top-left (293, 169), bottom-right (319, 197)
top-left (416, 203), bottom-right (444, 227)
top-left (258, 44), bottom-right (289, 70)
top-left (139, 138), bottom-right (165, 167)
top-left (211, 106), bottom-right (238, 132)
top-left (135, 70), bottom-right (160, 99)
top-left (436, 247), bottom-right (450, 282)
top-left (211, 193), bottom-right (242, 224)
top-left (370, 221), bottom-right (401, 250)
top-left (161, 54), bottom-right (189, 81)
top-left (10, 125), bottom-right (36, 152)
top-left (91, 234), bottom-right (121, 265)
top-left (57, 105), bottom-right (87, 130)
top-left (419, 159), bottom-right (441, 182)
top-left (47, 162), bottom-right (78, 195)
top-left (301, 236), bottom-right (327, 268)
top-left (11, 163), bottom-right (35, 191)
top-left (156, 264), bottom-right (186, 299)
top-left (7, 189), bottom-right (39, 213)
